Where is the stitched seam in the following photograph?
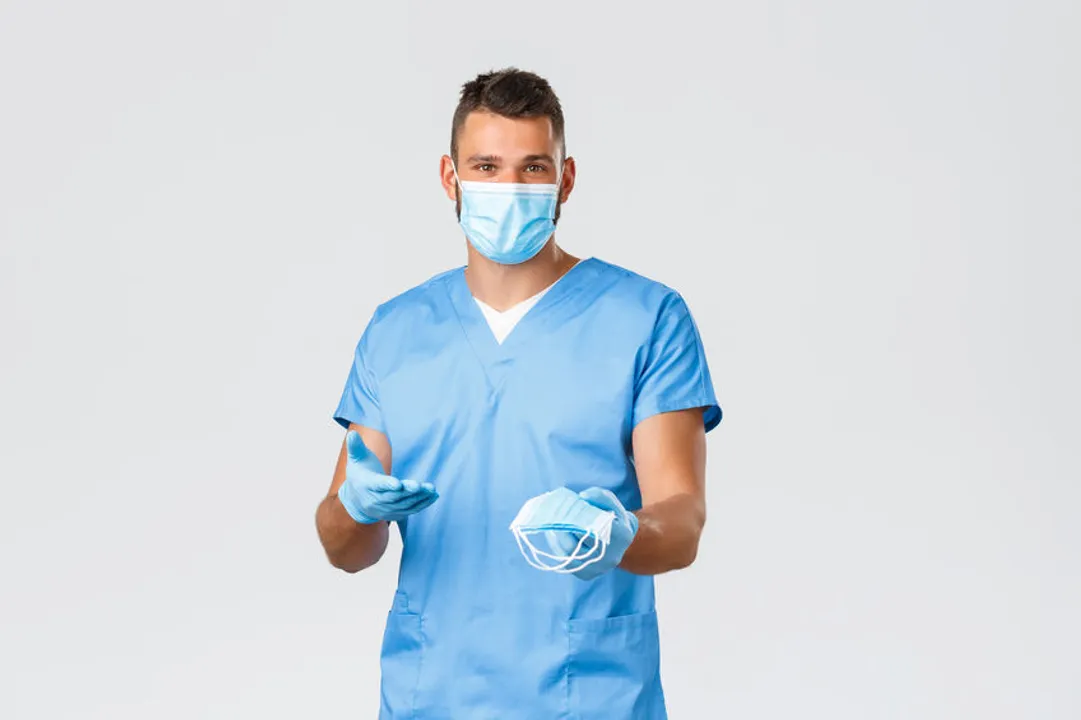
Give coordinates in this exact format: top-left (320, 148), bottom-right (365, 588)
top-left (565, 620), bottom-right (574, 720)
top-left (409, 615), bottom-right (426, 719)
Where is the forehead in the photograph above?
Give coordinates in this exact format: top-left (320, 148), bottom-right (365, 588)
top-left (457, 111), bottom-right (558, 158)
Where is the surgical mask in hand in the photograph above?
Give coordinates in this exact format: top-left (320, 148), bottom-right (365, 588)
top-left (452, 163), bottom-right (561, 265)
top-left (509, 487), bottom-right (616, 573)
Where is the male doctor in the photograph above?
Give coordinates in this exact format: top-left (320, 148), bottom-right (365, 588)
top-left (315, 68), bottom-right (721, 719)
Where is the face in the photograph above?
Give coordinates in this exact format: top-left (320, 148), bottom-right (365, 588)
top-left (441, 111), bottom-right (576, 221)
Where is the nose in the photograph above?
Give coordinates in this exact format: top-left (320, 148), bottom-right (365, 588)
top-left (499, 168), bottom-right (528, 183)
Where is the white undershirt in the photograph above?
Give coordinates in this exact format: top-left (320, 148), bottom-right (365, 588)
top-left (473, 263), bottom-right (579, 344)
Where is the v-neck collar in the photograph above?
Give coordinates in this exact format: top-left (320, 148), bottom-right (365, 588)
top-left (473, 280), bottom-right (553, 320)
top-left (444, 258), bottom-right (596, 392)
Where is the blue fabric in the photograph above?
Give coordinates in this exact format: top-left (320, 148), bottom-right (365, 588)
top-left (337, 430), bottom-right (438, 524)
top-left (333, 318), bottom-right (385, 433)
top-left (332, 258), bottom-right (721, 719)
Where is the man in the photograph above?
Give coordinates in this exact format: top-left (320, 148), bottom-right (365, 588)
top-left (315, 68), bottom-right (722, 719)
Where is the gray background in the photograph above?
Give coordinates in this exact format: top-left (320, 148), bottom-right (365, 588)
top-left (2, 1), bottom-right (1079, 718)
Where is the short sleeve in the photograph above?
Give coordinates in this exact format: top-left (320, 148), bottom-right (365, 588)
top-left (632, 293), bottom-right (722, 432)
top-left (332, 319), bottom-right (384, 432)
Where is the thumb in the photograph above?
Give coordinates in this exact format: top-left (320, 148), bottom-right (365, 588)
top-left (346, 430), bottom-right (383, 473)
top-left (578, 487), bottom-right (623, 513)
top-left (579, 487), bottom-right (631, 527)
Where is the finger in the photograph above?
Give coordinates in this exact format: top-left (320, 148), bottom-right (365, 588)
top-left (373, 475), bottom-right (435, 495)
top-left (579, 487), bottom-right (623, 514)
top-left (369, 474), bottom-right (404, 493)
top-left (398, 478), bottom-right (437, 495)
top-left (346, 431), bottom-right (383, 473)
top-left (345, 430), bottom-right (370, 461)
top-left (406, 493), bottom-right (439, 514)
top-left (383, 486), bottom-right (437, 507)
top-left (386, 491), bottom-right (439, 516)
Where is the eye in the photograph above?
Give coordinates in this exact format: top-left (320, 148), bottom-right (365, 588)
top-left (474, 163), bottom-right (497, 173)
top-left (525, 164), bottom-right (547, 173)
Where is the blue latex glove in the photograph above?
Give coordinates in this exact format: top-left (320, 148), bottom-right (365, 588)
top-left (545, 487), bottom-right (639, 581)
top-left (337, 430), bottom-right (438, 524)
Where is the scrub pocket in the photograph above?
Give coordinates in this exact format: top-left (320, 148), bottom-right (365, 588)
top-left (566, 610), bottom-right (667, 720)
top-left (378, 592), bottom-right (424, 718)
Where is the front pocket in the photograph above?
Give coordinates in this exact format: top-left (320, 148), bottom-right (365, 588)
top-left (379, 610), bottom-right (424, 718)
top-left (567, 611), bottom-right (666, 719)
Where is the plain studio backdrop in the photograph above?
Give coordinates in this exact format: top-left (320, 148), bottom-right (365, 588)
top-left (2, 1), bottom-right (1078, 718)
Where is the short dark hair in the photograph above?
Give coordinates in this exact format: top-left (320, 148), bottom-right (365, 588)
top-left (450, 68), bottom-right (566, 164)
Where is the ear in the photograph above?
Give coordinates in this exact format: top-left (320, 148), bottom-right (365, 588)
top-left (439, 155), bottom-right (459, 202)
top-left (558, 156), bottom-right (577, 203)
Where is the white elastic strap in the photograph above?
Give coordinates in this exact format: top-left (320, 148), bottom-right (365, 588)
top-left (513, 528), bottom-right (608, 574)
top-left (515, 532), bottom-right (604, 574)
top-left (519, 529), bottom-right (602, 566)
top-left (451, 161), bottom-right (462, 192)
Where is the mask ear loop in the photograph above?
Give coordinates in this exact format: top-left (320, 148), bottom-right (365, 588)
top-left (530, 528), bottom-right (603, 565)
top-left (450, 160), bottom-right (467, 222)
top-left (546, 161), bottom-right (565, 221)
top-left (513, 526), bottom-right (607, 573)
top-left (539, 532), bottom-right (604, 574)
top-left (544, 510), bottom-right (615, 574)
top-left (450, 160), bottom-right (463, 192)
top-left (514, 528), bottom-right (574, 571)
top-left (513, 528), bottom-right (583, 571)
top-left (565, 537), bottom-right (608, 573)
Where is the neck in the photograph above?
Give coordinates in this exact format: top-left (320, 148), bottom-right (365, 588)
top-left (464, 239), bottom-right (580, 311)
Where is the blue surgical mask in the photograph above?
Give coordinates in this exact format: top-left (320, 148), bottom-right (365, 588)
top-left (509, 487), bottom-right (616, 574)
top-left (452, 164), bottom-right (562, 265)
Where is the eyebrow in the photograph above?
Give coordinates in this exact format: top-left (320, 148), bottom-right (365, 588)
top-left (464, 154), bottom-right (557, 165)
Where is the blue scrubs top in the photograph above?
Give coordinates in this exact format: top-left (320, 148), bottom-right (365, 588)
top-left (334, 258), bottom-right (721, 719)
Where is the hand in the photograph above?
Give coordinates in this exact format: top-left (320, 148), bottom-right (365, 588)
top-left (337, 430), bottom-right (438, 524)
top-left (545, 487), bottom-right (639, 581)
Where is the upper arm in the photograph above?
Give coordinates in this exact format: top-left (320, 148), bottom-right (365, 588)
top-left (327, 423), bottom-right (392, 497)
top-left (631, 408), bottom-right (707, 511)
top-left (629, 291), bottom-right (719, 517)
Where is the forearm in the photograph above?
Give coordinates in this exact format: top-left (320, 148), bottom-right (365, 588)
top-left (315, 494), bottom-right (389, 573)
top-left (619, 492), bottom-right (705, 575)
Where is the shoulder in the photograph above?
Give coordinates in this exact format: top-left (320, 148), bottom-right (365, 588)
top-left (586, 258), bottom-right (689, 319)
top-left (347, 267), bottom-right (461, 361)
top-left (366, 267), bottom-right (461, 334)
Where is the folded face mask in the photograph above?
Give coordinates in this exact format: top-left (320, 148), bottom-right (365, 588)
top-left (509, 487), bottom-right (617, 573)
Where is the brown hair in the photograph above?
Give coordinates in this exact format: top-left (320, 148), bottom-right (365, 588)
top-left (450, 68), bottom-right (566, 164)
